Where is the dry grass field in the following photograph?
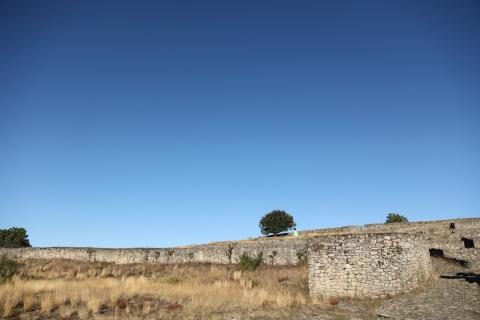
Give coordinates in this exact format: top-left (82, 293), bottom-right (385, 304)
top-left (0, 259), bottom-right (359, 320)
top-left (0, 259), bottom-right (381, 319)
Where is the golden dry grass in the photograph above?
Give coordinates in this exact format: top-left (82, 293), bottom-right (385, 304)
top-left (0, 259), bottom-right (313, 319)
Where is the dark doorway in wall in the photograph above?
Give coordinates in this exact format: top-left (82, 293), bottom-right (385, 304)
top-left (429, 248), bottom-right (444, 257)
top-left (449, 222), bottom-right (456, 229)
top-left (461, 237), bottom-right (475, 248)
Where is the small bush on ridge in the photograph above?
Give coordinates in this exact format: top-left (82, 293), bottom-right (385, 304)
top-left (385, 213), bottom-right (408, 224)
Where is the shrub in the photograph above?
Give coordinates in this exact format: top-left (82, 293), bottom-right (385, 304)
top-left (259, 210), bottom-right (296, 236)
top-left (0, 227), bottom-right (31, 248)
top-left (385, 213), bottom-right (408, 224)
top-left (268, 250), bottom-right (278, 265)
top-left (296, 249), bottom-right (308, 266)
top-left (238, 252), bottom-right (263, 272)
top-left (0, 256), bottom-right (18, 283)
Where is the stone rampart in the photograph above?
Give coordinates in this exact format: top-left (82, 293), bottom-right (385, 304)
top-left (0, 240), bottom-right (308, 266)
top-left (427, 232), bottom-right (480, 272)
top-left (1, 218), bottom-right (478, 299)
top-left (307, 233), bottom-right (432, 299)
top-left (302, 218), bottom-right (479, 273)
top-left (302, 218), bottom-right (480, 236)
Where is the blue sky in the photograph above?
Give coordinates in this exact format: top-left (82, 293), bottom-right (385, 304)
top-left (1, 0), bottom-right (479, 247)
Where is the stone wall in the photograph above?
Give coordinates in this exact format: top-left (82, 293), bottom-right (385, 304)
top-left (1, 218), bottom-right (478, 300)
top-left (303, 217), bottom-right (480, 274)
top-left (0, 240), bottom-right (308, 266)
top-left (2, 218), bottom-right (476, 268)
top-left (427, 232), bottom-right (480, 272)
top-left (302, 218), bottom-right (480, 236)
top-left (307, 233), bottom-right (432, 299)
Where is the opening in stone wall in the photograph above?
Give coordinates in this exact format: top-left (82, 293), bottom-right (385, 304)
top-left (429, 248), bottom-right (469, 267)
top-left (429, 248), bottom-right (444, 257)
top-left (461, 237), bottom-right (475, 248)
top-left (449, 222), bottom-right (456, 229)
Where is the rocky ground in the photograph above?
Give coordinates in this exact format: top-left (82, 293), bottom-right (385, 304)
top-left (375, 257), bottom-right (480, 320)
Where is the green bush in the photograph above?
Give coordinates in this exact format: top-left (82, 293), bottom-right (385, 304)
top-left (259, 210), bottom-right (296, 236)
top-left (0, 256), bottom-right (18, 283)
top-left (385, 213), bottom-right (408, 224)
top-left (238, 252), bottom-right (263, 272)
top-left (0, 227), bottom-right (31, 248)
top-left (296, 249), bottom-right (308, 266)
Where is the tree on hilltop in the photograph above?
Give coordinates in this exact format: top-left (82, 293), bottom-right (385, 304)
top-left (385, 213), bottom-right (408, 224)
top-left (259, 210), bottom-right (296, 236)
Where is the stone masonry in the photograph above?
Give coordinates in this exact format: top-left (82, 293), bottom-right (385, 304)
top-left (307, 233), bottom-right (432, 299)
top-left (1, 217), bottom-right (478, 300)
top-left (0, 240), bottom-right (308, 266)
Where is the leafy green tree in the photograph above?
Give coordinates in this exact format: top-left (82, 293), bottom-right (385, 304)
top-left (385, 213), bottom-right (408, 224)
top-left (0, 227), bottom-right (31, 248)
top-left (259, 210), bottom-right (296, 236)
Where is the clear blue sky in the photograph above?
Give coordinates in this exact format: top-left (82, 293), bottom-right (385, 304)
top-left (1, 1), bottom-right (479, 248)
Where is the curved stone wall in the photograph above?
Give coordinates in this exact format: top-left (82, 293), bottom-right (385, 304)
top-left (307, 233), bottom-right (432, 299)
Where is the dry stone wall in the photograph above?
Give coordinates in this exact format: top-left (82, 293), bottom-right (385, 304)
top-left (307, 233), bottom-right (432, 299)
top-left (302, 218), bottom-right (480, 237)
top-left (303, 218), bottom-right (480, 274)
top-left (427, 232), bottom-right (480, 272)
top-left (1, 218), bottom-right (478, 300)
top-left (0, 240), bottom-right (308, 266)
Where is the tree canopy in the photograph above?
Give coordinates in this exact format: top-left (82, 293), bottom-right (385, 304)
top-left (259, 210), bottom-right (296, 236)
top-left (0, 227), bottom-right (31, 248)
top-left (385, 213), bottom-right (408, 224)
